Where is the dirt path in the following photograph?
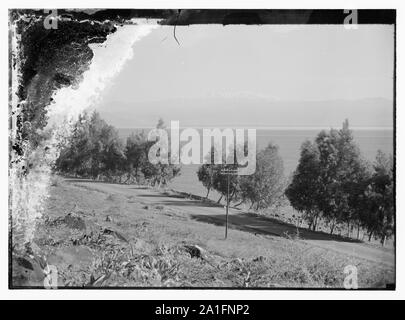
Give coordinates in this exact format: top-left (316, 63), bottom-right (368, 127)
top-left (66, 178), bottom-right (395, 268)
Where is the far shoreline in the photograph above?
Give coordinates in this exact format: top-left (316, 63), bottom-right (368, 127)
top-left (117, 126), bottom-right (394, 131)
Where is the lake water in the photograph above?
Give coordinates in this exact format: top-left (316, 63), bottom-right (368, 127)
top-left (118, 128), bottom-right (394, 197)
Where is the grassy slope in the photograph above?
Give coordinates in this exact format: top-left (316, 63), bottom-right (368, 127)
top-left (14, 177), bottom-right (394, 288)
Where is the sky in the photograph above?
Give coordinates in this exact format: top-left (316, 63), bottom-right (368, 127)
top-left (95, 24), bottom-right (394, 128)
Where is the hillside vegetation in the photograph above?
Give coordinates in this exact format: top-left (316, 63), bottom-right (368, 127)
top-left (12, 178), bottom-right (394, 288)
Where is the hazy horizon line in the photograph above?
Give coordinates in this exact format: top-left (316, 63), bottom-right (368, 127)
top-left (104, 96), bottom-right (394, 105)
top-left (117, 126), bottom-right (394, 131)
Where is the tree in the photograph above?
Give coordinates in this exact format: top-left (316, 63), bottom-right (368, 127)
top-left (240, 143), bottom-right (285, 211)
top-left (346, 160), bottom-right (372, 240)
top-left (124, 131), bottom-right (149, 182)
top-left (56, 112), bottom-right (93, 176)
top-left (286, 119), bottom-right (370, 235)
top-left (285, 140), bottom-right (322, 230)
top-left (314, 128), bottom-right (342, 233)
top-left (98, 124), bottom-right (126, 177)
top-left (197, 142), bottom-right (285, 209)
top-left (315, 120), bottom-right (368, 235)
top-left (197, 165), bottom-right (215, 199)
top-left (197, 146), bottom-right (216, 198)
top-left (363, 151), bottom-right (394, 245)
top-left (142, 118), bottom-right (181, 187)
top-left (211, 164), bottom-right (240, 203)
top-left (55, 111), bottom-right (126, 180)
top-left (197, 141), bottom-right (245, 204)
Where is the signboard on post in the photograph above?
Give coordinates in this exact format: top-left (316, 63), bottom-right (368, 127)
top-left (220, 167), bottom-right (238, 239)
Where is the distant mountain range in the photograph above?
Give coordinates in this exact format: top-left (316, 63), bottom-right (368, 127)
top-left (98, 96), bottom-right (394, 129)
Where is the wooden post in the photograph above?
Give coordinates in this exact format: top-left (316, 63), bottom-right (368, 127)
top-left (225, 173), bottom-right (230, 239)
top-left (221, 167), bottom-right (238, 240)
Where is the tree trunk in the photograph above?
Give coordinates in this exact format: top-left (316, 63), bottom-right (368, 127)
top-left (330, 220), bottom-right (336, 234)
top-left (381, 235), bottom-right (386, 247)
top-left (356, 222), bottom-right (360, 240)
top-left (308, 220), bottom-right (313, 231)
top-left (234, 200), bottom-right (244, 207)
top-left (135, 166), bottom-right (139, 178)
top-left (124, 173), bottom-right (131, 184)
top-left (205, 187), bottom-right (210, 199)
top-left (230, 189), bottom-right (237, 202)
top-left (312, 213), bottom-right (319, 231)
top-left (217, 195), bottom-right (223, 204)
